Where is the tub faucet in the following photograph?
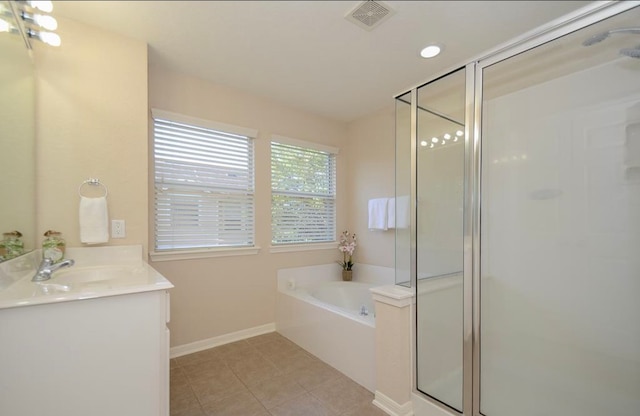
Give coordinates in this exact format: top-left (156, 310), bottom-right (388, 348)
top-left (32, 258), bottom-right (75, 282)
top-left (360, 306), bottom-right (369, 316)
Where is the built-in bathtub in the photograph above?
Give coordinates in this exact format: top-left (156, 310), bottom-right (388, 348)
top-left (276, 263), bottom-right (394, 392)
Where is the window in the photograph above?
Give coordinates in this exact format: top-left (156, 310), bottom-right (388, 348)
top-left (271, 136), bottom-right (337, 245)
top-left (152, 109), bottom-right (256, 253)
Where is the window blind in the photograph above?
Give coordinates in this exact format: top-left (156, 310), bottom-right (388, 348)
top-left (153, 112), bottom-right (255, 251)
top-left (271, 140), bottom-right (336, 245)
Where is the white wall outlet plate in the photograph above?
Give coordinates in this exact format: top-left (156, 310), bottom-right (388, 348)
top-left (111, 219), bottom-right (126, 238)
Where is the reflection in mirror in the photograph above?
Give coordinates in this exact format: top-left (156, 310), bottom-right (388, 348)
top-left (0, 2), bottom-right (36, 262)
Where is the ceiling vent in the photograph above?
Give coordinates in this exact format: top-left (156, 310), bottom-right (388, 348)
top-left (345, 0), bottom-right (395, 31)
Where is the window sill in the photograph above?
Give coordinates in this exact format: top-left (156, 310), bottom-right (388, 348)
top-left (150, 246), bottom-right (261, 262)
top-left (269, 242), bottom-right (337, 254)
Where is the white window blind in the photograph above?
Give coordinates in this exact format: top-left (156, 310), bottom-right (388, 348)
top-left (271, 139), bottom-right (337, 245)
top-left (152, 110), bottom-right (255, 251)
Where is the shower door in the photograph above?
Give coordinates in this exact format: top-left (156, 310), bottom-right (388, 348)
top-left (477, 5), bottom-right (640, 416)
top-left (415, 68), bottom-right (467, 412)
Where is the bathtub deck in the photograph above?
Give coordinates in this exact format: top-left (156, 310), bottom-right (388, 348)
top-left (169, 332), bottom-right (387, 416)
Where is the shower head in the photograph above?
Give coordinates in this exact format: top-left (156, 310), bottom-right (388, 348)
top-left (582, 27), bottom-right (640, 47)
top-left (620, 47), bottom-right (640, 59)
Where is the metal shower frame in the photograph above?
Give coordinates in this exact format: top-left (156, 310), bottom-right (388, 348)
top-left (398, 1), bottom-right (640, 415)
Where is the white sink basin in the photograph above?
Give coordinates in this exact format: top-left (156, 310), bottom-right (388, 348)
top-left (0, 246), bottom-right (173, 309)
top-left (53, 265), bottom-right (146, 285)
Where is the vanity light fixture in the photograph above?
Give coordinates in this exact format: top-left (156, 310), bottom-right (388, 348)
top-left (420, 44), bottom-right (442, 58)
top-left (0, 17), bottom-right (9, 32)
top-left (26, 1), bottom-right (53, 13)
top-left (2, 0), bottom-right (60, 48)
top-left (27, 27), bottom-right (59, 46)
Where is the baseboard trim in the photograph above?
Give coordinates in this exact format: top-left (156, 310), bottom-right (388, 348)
top-left (373, 391), bottom-right (414, 416)
top-left (170, 322), bottom-right (276, 358)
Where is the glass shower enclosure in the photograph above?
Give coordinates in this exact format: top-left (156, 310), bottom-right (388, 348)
top-left (396, 2), bottom-right (640, 415)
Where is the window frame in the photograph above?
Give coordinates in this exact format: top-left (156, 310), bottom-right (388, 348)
top-left (270, 135), bottom-right (339, 249)
top-left (150, 109), bottom-right (260, 261)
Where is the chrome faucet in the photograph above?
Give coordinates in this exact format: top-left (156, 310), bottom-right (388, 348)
top-left (360, 305), bottom-right (369, 316)
top-left (32, 258), bottom-right (75, 282)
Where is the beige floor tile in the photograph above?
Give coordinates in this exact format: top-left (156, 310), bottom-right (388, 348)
top-left (171, 406), bottom-right (206, 416)
top-left (309, 376), bottom-right (374, 415)
top-left (171, 358), bottom-right (181, 369)
top-left (269, 393), bottom-right (337, 416)
top-left (227, 354), bottom-right (282, 384)
top-left (256, 338), bottom-right (301, 361)
top-left (171, 367), bottom-right (190, 387)
top-left (341, 401), bottom-right (387, 416)
top-left (288, 360), bottom-right (343, 390)
top-left (182, 358), bottom-right (229, 384)
top-left (190, 368), bottom-right (247, 405)
top-left (267, 350), bottom-right (320, 375)
top-left (245, 331), bottom-right (285, 345)
top-left (170, 385), bottom-right (201, 415)
top-left (247, 373), bottom-right (306, 409)
top-left (171, 382), bottom-right (195, 400)
top-left (176, 347), bottom-right (223, 366)
top-left (201, 390), bottom-right (268, 416)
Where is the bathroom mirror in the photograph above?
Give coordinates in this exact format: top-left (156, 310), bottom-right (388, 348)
top-left (0, 10), bottom-right (37, 262)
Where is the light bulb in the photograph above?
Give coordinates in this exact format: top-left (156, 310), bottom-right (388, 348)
top-left (431, 137), bottom-right (439, 143)
top-left (39, 31), bottom-right (61, 46)
top-left (456, 130), bottom-right (464, 137)
top-left (429, 144), bottom-right (434, 149)
top-left (0, 18), bottom-right (9, 33)
top-left (420, 140), bottom-right (427, 147)
top-left (28, 1), bottom-right (53, 13)
top-left (453, 137), bottom-right (458, 142)
top-left (33, 14), bottom-right (57, 30)
top-left (444, 133), bottom-right (451, 140)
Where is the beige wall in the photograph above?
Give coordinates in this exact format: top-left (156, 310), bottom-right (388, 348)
top-left (34, 17), bottom-right (149, 252)
top-left (148, 66), bottom-right (348, 346)
top-left (345, 106), bottom-right (396, 269)
top-left (30, 16), bottom-right (397, 348)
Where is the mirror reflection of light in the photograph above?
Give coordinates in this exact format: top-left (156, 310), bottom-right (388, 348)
top-left (33, 14), bottom-right (57, 31)
top-left (28, 1), bottom-right (54, 13)
top-left (0, 18), bottom-right (9, 32)
top-left (431, 137), bottom-right (439, 143)
top-left (444, 133), bottom-right (451, 140)
top-left (37, 31), bottom-right (61, 47)
top-left (420, 140), bottom-right (427, 147)
top-left (456, 130), bottom-right (463, 137)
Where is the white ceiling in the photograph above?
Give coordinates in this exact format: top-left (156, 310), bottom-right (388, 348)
top-left (53, 1), bottom-right (593, 123)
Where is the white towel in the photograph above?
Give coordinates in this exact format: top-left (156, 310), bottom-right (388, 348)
top-left (368, 198), bottom-right (389, 231)
top-left (79, 196), bottom-right (109, 244)
top-left (395, 195), bottom-right (411, 229)
top-left (387, 198), bottom-right (396, 228)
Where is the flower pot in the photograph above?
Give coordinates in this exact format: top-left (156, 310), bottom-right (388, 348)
top-left (342, 270), bottom-right (353, 281)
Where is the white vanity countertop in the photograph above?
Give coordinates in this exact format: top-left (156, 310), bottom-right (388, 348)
top-left (0, 245), bottom-right (173, 310)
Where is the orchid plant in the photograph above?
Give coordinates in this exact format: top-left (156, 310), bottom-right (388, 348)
top-left (338, 230), bottom-right (357, 271)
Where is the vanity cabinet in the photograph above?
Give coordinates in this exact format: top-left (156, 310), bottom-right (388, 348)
top-left (0, 289), bottom-right (171, 416)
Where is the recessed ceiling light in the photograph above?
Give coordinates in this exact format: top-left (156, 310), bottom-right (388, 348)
top-left (420, 140), bottom-right (427, 147)
top-left (420, 44), bottom-right (442, 58)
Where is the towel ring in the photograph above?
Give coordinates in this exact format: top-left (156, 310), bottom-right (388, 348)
top-left (78, 178), bottom-right (108, 198)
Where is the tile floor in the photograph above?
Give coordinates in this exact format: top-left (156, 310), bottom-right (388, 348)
top-left (170, 332), bottom-right (387, 416)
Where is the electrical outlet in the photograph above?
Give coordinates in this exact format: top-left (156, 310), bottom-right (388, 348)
top-left (111, 219), bottom-right (126, 238)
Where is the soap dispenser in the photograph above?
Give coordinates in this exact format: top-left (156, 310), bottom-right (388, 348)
top-left (42, 230), bottom-right (66, 264)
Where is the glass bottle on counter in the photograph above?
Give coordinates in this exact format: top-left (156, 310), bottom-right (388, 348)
top-left (42, 230), bottom-right (65, 264)
top-left (0, 231), bottom-right (24, 261)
